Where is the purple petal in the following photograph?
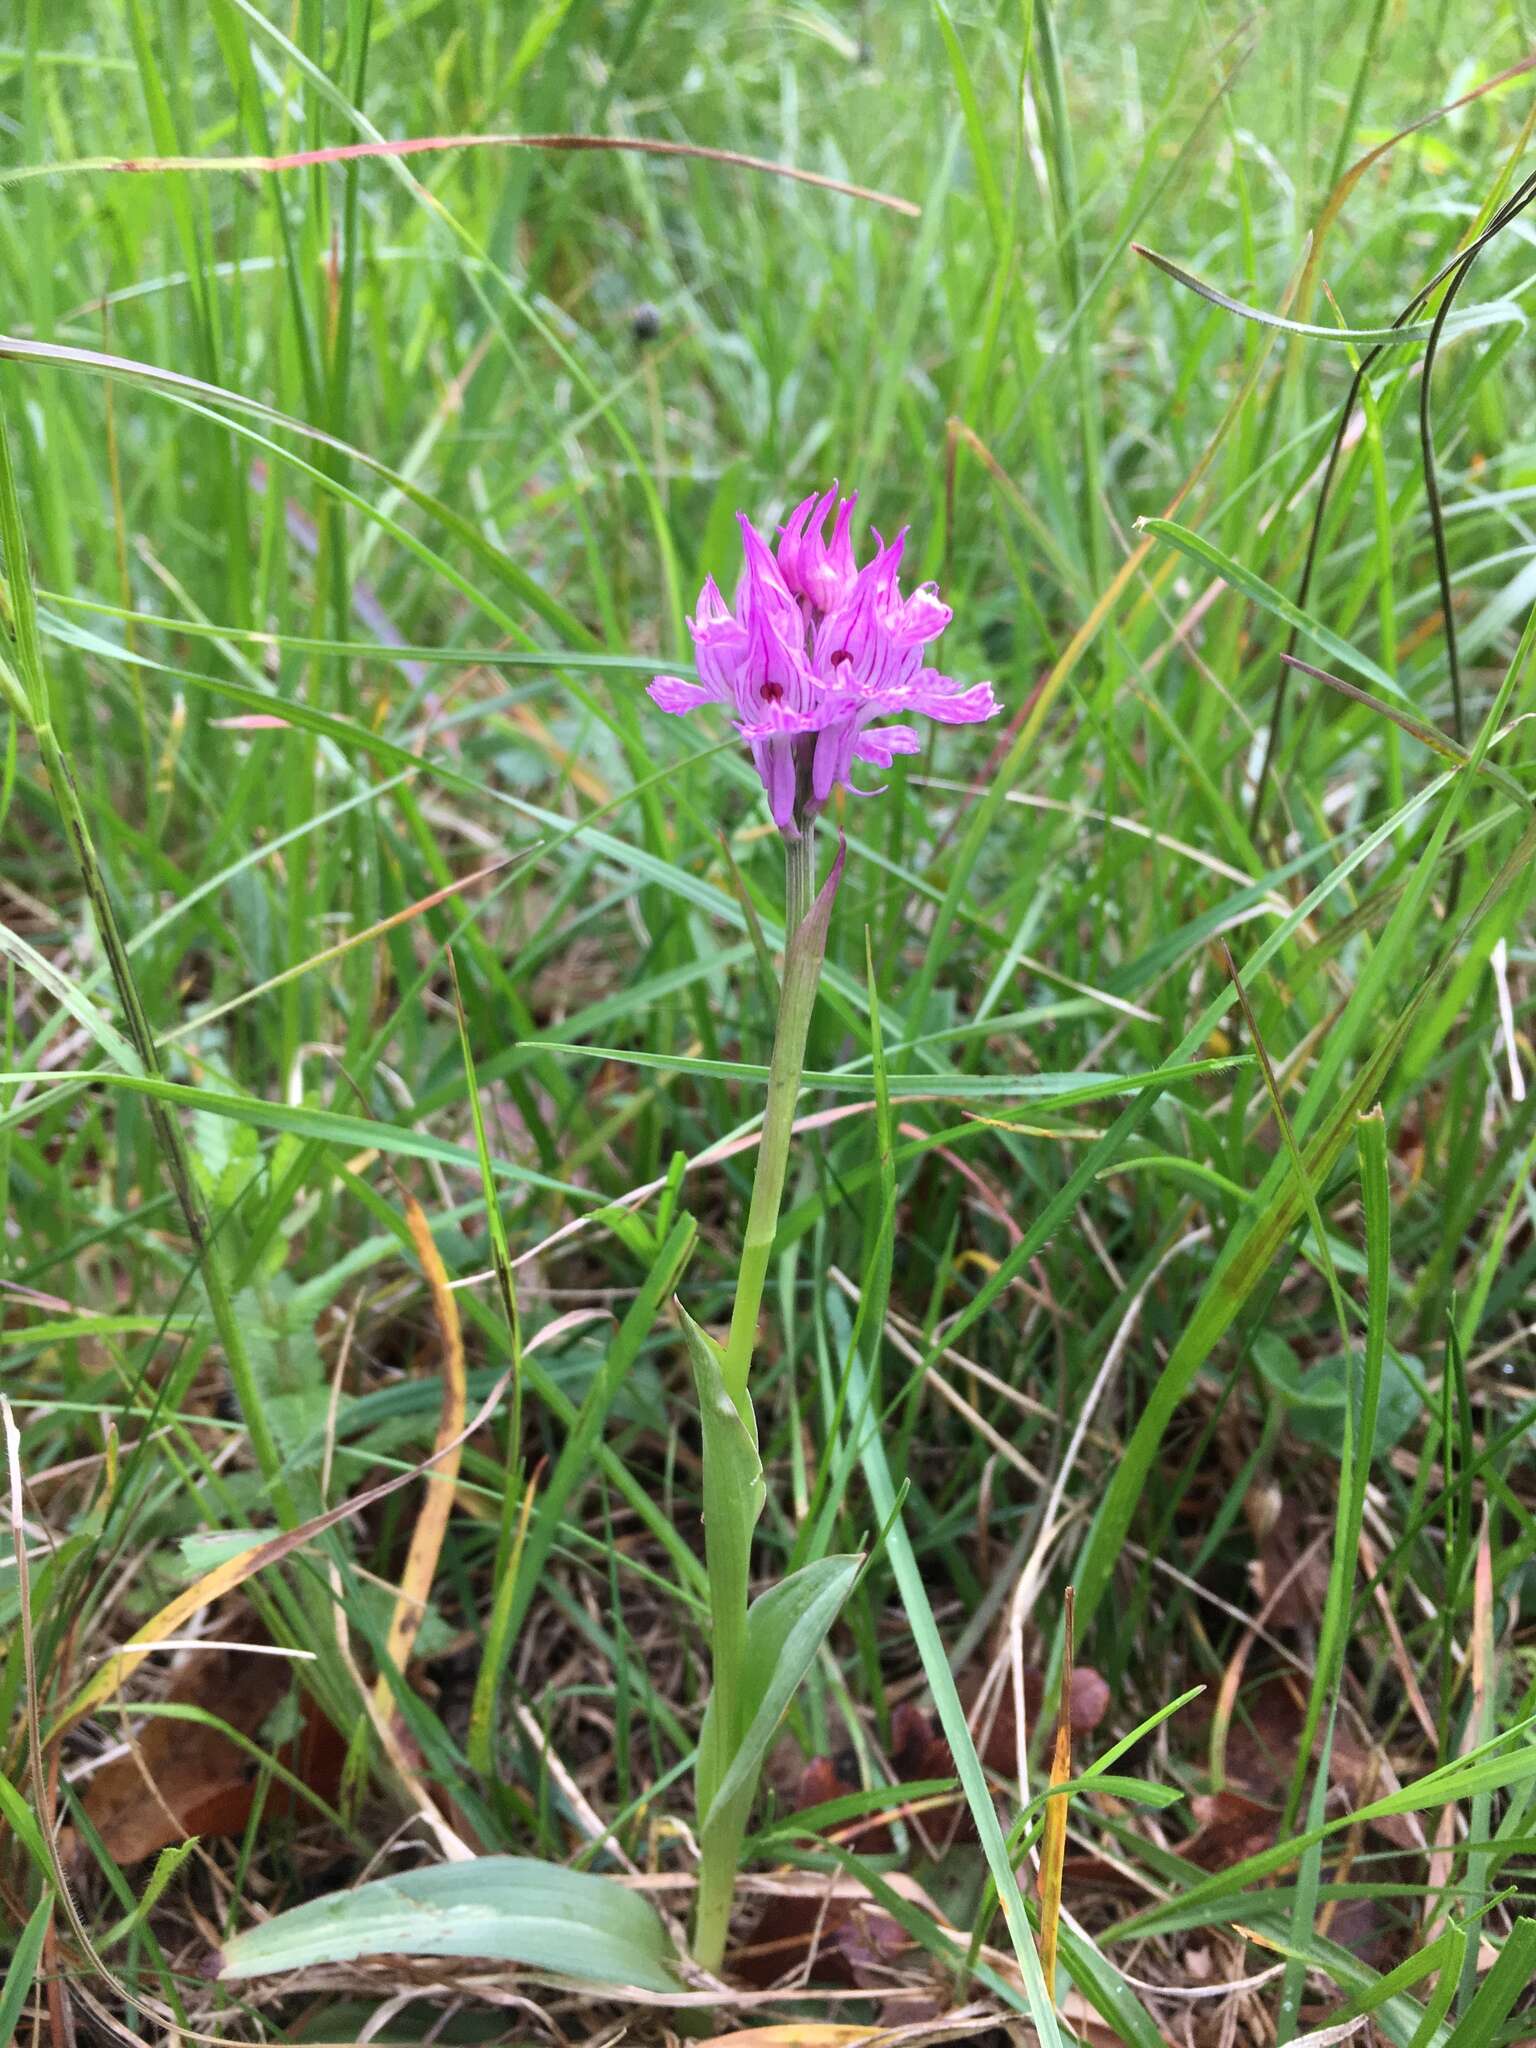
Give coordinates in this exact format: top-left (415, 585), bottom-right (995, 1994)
top-left (776, 486), bottom-right (833, 596)
top-left (693, 575), bottom-right (735, 631)
top-left (870, 525), bottom-right (907, 593)
top-left (687, 576), bottom-right (748, 701)
top-left (648, 676), bottom-right (713, 715)
top-left (777, 484), bottom-right (861, 611)
top-left (696, 642), bottom-right (741, 701)
top-left (853, 723), bottom-right (922, 767)
top-left (737, 699), bottom-right (819, 739)
top-left (888, 583), bottom-right (952, 644)
top-left (736, 512), bottom-right (802, 640)
top-left (814, 564), bottom-right (910, 696)
top-left (910, 674), bottom-right (1001, 724)
top-left (810, 492), bottom-right (860, 609)
top-left (811, 716), bottom-right (859, 803)
top-left (753, 735), bottom-right (799, 833)
top-left (644, 484), bottom-right (999, 834)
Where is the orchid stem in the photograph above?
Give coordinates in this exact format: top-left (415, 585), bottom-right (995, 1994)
top-left (693, 821), bottom-right (827, 1974)
top-left (719, 824), bottom-right (819, 1407)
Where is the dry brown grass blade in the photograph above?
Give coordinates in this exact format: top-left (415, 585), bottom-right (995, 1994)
top-left (946, 221), bottom-right (1299, 781)
top-left (1207, 1531), bottom-right (1331, 1788)
top-left (1359, 1528), bottom-right (1438, 1747)
top-left (1297, 52), bottom-right (1536, 321)
top-left (1425, 1508), bottom-right (1496, 1943)
top-left (1472, 1506), bottom-right (1494, 1709)
top-left (373, 1194), bottom-right (468, 1713)
top-left (697, 2031), bottom-right (891, 2048)
top-left (0, 133), bottom-right (921, 216)
top-left (1037, 1586), bottom-right (1074, 2002)
top-left (48, 1368), bottom-right (509, 1739)
top-left (167, 853), bottom-right (514, 1044)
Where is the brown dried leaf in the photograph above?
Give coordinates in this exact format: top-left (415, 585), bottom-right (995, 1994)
top-left (1180, 1790), bottom-right (1279, 1871)
top-left (1222, 1673), bottom-right (1418, 1851)
top-left (74, 1641), bottom-right (342, 1867)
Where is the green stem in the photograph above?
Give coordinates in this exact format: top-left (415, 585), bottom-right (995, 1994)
top-left (784, 818), bottom-right (816, 935)
top-left (693, 821), bottom-right (831, 1975)
top-left (719, 824), bottom-right (820, 1407)
top-left (691, 1713), bottom-right (745, 1975)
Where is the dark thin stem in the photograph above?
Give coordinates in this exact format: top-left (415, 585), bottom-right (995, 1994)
top-left (1417, 176), bottom-right (1536, 745)
top-left (1249, 166), bottom-right (1536, 836)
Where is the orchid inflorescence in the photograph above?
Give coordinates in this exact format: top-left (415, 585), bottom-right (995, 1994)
top-left (640, 485), bottom-right (1002, 1971)
top-left (650, 485), bottom-right (1000, 837)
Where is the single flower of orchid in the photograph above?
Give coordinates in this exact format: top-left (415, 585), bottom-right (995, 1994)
top-left (649, 485), bottom-right (1000, 837)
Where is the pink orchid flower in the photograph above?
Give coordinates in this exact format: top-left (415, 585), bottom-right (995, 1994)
top-left (649, 485), bottom-right (1000, 836)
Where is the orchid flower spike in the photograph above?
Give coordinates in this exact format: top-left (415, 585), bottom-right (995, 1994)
top-left (649, 485), bottom-right (1000, 837)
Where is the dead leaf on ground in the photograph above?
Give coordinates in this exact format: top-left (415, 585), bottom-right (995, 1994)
top-left (747, 1667), bottom-right (1111, 1989)
top-left (696, 2014), bottom-right (1014, 2048)
top-left (70, 1636), bottom-right (343, 1868)
top-left (958, 1663), bottom-right (1112, 1755)
top-left (1221, 1673), bottom-right (1418, 1850)
top-left (1188, 1674), bottom-right (1412, 1968)
top-left (731, 1870), bottom-right (951, 1997)
top-left (1180, 1790), bottom-right (1279, 1871)
top-left (733, 1885), bottom-right (908, 1992)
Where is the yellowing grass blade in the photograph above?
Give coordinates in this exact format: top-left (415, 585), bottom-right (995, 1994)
top-left (1038, 1586), bottom-right (1076, 2002)
top-left (50, 1369), bottom-right (509, 1737)
top-left (373, 1193), bottom-right (467, 1711)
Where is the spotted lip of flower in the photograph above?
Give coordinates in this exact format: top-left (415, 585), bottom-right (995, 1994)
top-left (649, 488), bottom-right (1000, 835)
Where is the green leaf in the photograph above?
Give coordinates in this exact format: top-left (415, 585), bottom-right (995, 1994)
top-left (0, 1067), bottom-right (588, 1204)
top-left (177, 1529), bottom-right (265, 1574)
top-left (933, 1), bottom-right (1008, 252)
top-left (0, 1764), bottom-right (51, 1869)
top-left (0, 1897), bottom-right (52, 2043)
top-left (1076, 806), bottom-right (1536, 1640)
top-left (0, 922), bottom-right (142, 1074)
top-left (845, 1341), bottom-right (1065, 2046)
top-left (1251, 1333), bottom-right (1424, 1460)
top-left (101, 1839), bottom-right (201, 1949)
top-left (236, 1276), bottom-right (329, 1478)
top-left (191, 1101), bottom-right (262, 1212)
top-left (1322, 1922), bottom-right (1465, 2031)
top-left (1444, 1916), bottom-right (1536, 2047)
top-left (216, 1855), bottom-right (680, 1994)
top-left (1406, 1923), bottom-right (1467, 2048)
top-left (1133, 241), bottom-right (1522, 345)
top-left (697, 1554), bottom-right (861, 1859)
top-left (535, 1042), bottom-right (1249, 1102)
top-left (677, 1297), bottom-right (764, 1825)
top-left (1118, 1720), bottom-right (1536, 1942)
top-left (1137, 515), bottom-right (1405, 697)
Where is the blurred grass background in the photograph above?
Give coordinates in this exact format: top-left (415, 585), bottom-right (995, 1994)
top-left (3, 0), bottom-right (1536, 2038)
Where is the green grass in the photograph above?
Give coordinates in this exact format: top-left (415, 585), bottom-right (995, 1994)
top-left (3, 0), bottom-right (1536, 2038)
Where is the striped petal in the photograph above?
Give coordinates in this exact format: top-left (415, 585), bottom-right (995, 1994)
top-left (648, 676), bottom-right (714, 716)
